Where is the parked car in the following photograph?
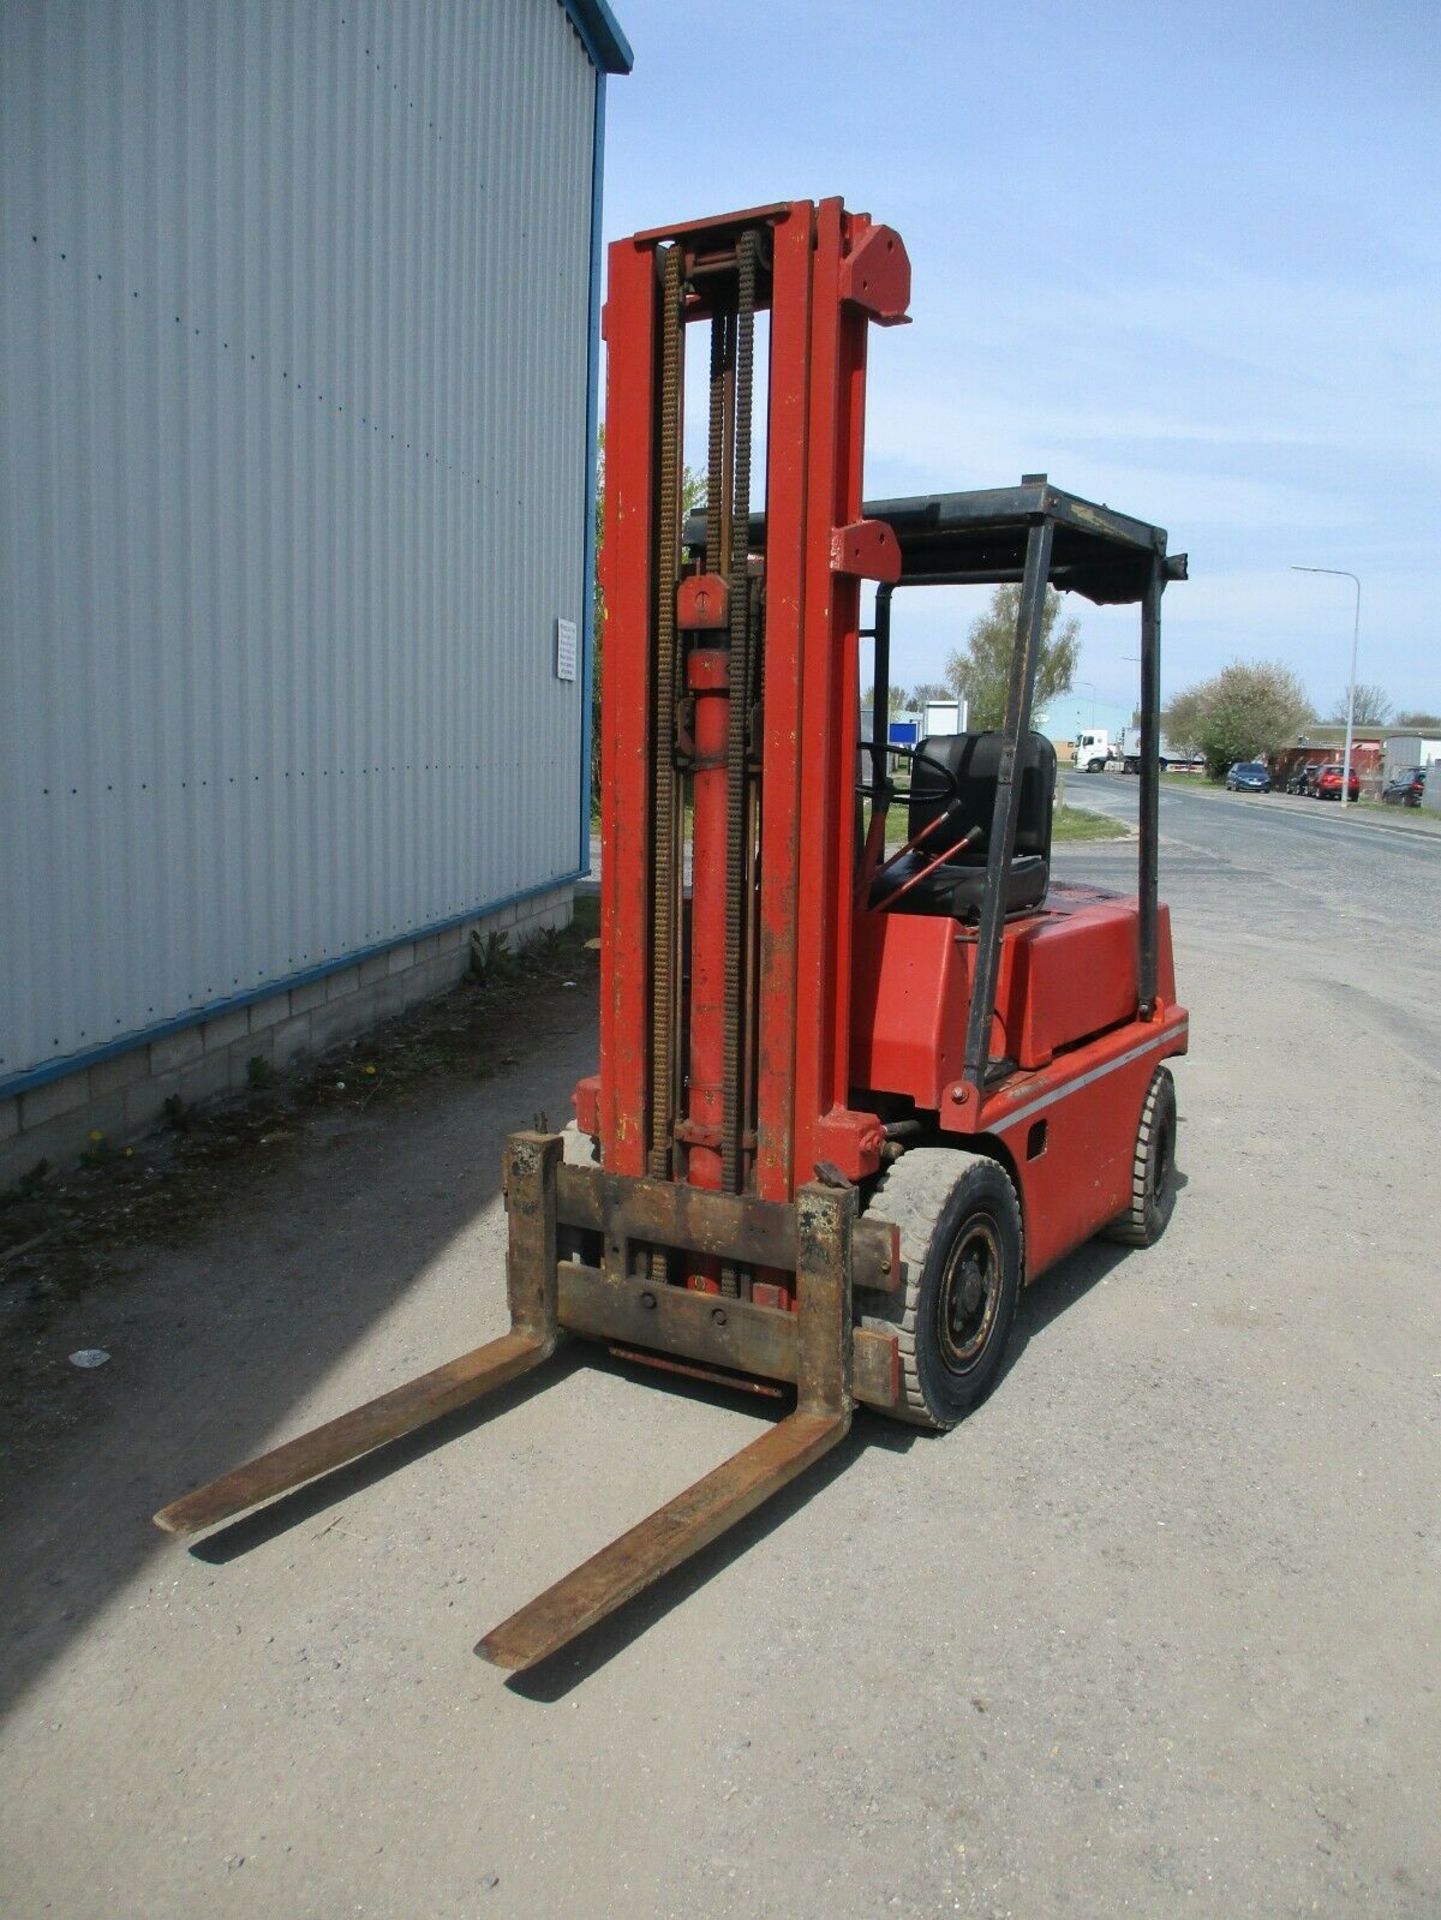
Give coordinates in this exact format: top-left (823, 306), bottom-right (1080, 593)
top-left (1224, 761), bottom-right (1271, 793)
top-left (1381, 765), bottom-right (1427, 808)
top-left (1286, 763), bottom-right (1320, 795)
top-left (1314, 762), bottom-right (1361, 802)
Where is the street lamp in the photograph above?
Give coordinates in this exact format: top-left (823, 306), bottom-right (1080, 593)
top-left (1077, 680), bottom-right (1096, 725)
top-left (1292, 567), bottom-right (1361, 810)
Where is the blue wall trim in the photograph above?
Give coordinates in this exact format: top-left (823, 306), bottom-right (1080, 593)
top-left (0, 870), bottom-right (582, 1106)
top-left (577, 69), bottom-right (606, 873)
top-left (560, 0), bottom-right (633, 74)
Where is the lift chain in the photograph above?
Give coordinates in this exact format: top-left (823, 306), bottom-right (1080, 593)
top-left (705, 308), bottom-right (733, 579)
top-left (719, 232), bottom-right (758, 1290)
top-left (647, 244), bottom-right (685, 1189)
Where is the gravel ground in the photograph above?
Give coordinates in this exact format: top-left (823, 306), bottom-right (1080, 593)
top-left (2, 780), bottom-right (1438, 1919)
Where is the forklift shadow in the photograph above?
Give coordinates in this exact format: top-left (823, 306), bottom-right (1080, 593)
top-left (187, 1348), bottom-right (589, 1565)
top-left (504, 1352), bottom-right (919, 1701)
top-left (1001, 1172), bottom-right (1192, 1393)
top-left (1010, 1241), bottom-right (1130, 1360)
top-left (503, 1426), bottom-right (867, 1703)
top-left (502, 1208), bottom-right (1194, 1700)
top-left (0, 1038), bottom-right (591, 1725)
top-left (183, 1204), bottom-right (1189, 1697)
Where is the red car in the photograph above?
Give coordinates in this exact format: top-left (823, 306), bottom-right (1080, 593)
top-left (1315, 762), bottom-right (1360, 802)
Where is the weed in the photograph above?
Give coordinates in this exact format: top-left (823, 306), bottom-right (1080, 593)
top-left (469, 927), bottom-right (518, 987)
top-left (7, 1159), bottom-right (51, 1204)
top-left (246, 1054), bottom-right (275, 1090)
top-left (78, 1130), bottom-right (113, 1171)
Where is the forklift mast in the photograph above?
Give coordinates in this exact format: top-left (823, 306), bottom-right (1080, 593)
top-left (584, 199), bottom-right (910, 1218)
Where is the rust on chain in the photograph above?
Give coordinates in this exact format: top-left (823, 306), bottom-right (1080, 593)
top-left (705, 307), bottom-right (732, 578)
top-left (719, 231), bottom-right (759, 1294)
top-left (647, 244), bottom-right (685, 1191)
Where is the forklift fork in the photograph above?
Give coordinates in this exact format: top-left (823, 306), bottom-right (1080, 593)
top-left (154, 1132), bottom-right (859, 1671)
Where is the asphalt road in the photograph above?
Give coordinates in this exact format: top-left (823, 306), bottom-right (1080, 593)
top-left (1057, 773), bottom-right (1441, 1080)
top-left (3, 780), bottom-right (1438, 1919)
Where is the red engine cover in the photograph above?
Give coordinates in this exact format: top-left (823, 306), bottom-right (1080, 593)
top-left (851, 884), bottom-right (1176, 1108)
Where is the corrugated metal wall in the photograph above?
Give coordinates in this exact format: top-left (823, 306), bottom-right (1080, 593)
top-left (0, 0), bottom-right (595, 1090)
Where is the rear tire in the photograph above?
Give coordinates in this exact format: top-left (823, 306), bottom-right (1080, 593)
top-left (860, 1148), bottom-right (1023, 1429)
top-left (1102, 1067), bottom-right (1178, 1247)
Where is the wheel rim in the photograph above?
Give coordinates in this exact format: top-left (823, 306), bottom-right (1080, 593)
top-left (935, 1219), bottom-right (1002, 1373)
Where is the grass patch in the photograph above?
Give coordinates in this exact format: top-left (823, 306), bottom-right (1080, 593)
top-left (883, 801), bottom-right (1128, 849)
top-left (1051, 803), bottom-right (1131, 842)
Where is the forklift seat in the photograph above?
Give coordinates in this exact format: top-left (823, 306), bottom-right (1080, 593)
top-left (871, 730), bottom-right (1056, 922)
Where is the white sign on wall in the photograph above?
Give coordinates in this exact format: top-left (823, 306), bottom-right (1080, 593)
top-left (555, 617), bottom-right (577, 682)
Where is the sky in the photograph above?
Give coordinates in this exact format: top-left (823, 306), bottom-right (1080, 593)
top-left (597, 0), bottom-right (1440, 739)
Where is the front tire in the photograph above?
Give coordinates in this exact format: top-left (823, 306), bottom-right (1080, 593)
top-left (861, 1149), bottom-right (1023, 1429)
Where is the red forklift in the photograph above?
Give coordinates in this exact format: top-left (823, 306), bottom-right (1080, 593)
top-left (156, 199), bottom-right (1188, 1671)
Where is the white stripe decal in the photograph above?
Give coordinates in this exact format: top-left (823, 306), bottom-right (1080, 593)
top-left (987, 1021), bottom-right (1188, 1134)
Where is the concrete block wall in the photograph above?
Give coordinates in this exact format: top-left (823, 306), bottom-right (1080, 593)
top-left (0, 884), bottom-right (573, 1190)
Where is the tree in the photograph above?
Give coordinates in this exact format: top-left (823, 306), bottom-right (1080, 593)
top-left (1396, 710), bottom-right (1441, 730)
top-left (591, 428), bottom-right (704, 797)
top-left (942, 585), bottom-right (1080, 731)
top-left (1166, 660), bottom-right (1312, 778)
top-left (1331, 682), bottom-right (1392, 725)
top-left (863, 682), bottom-right (907, 716)
top-left (909, 681), bottom-right (952, 708)
top-left (1160, 686), bottom-right (1209, 759)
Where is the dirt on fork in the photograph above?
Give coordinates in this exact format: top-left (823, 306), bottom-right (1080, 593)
top-left (0, 900), bottom-right (600, 1493)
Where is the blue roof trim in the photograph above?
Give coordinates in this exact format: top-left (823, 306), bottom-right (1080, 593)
top-left (561, 0), bottom-right (634, 74)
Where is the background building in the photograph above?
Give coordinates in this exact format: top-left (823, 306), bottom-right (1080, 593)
top-left (1382, 733), bottom-right (1441, 780)
top-left (1272, 727), bottom-right (1384, 795)
top-left (0, 0), bottom-right (631, 1184)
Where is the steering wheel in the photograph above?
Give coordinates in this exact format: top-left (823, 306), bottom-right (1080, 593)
top-left (872, 740), bottom-right (964, 809)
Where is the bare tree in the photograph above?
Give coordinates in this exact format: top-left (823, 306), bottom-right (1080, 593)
top-left (1331, 683), bottom-right (1392, 725)
top-left (909, 681), bottom-right (952, 707)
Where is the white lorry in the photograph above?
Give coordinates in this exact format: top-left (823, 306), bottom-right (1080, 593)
top-left (1074, 728), bottom-right (1115, 772)
top-left (1075, 725), bottom-right (1190, 774)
